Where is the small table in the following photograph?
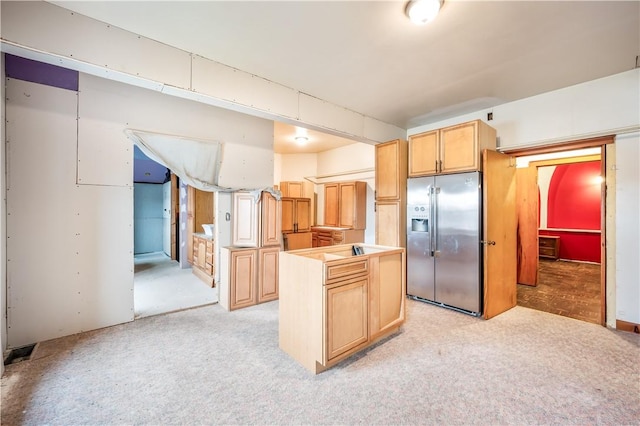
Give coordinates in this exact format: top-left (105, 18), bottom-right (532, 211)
top-left (539, 235), bottom-right (560, 260)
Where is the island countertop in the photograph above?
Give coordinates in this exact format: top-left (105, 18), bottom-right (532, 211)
top-left (279, 243), bottom-right (406, 374)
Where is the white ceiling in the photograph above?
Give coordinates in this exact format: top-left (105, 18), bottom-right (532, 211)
top-left (50, 1), bottom-right (640, 154)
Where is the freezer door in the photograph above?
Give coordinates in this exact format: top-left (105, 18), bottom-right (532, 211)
top-left (434, 172), bottom-right (482, 313)
top-left (406, 177), bottom-right (435, 301)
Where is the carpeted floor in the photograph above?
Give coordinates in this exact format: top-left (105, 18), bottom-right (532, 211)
top-left (2, 299), bottom-right (639, 425)
top-left (134, 252), bottom-right (218, 318)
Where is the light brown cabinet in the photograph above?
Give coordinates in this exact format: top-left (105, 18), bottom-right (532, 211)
top-left (375, 139), bottom-right (407, 247)
top-left (409, 120), bottom-right (496, 177)
top-left (281, 197), bottom-right (310, 233)
top-left (311, 226), bottom-right (364, 247)
top-left (192, 234), bottom-right (215, 287)
top-left (279, 181), bottom-right (304, 198)
top-left (323, 181), bottom-right (367, 229)
top-left (279, 244), bottom-right (405, 374)
top-left (187, 186), bottom-right (214, 264)
top-left (232, 191), bottom-right (281, 248)
top-left (325, 275), bottom-right (369, 361)
top-left (220, 246), bottom-right (280, 311)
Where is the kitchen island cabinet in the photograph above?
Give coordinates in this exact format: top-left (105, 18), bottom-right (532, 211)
top-left (279, 244), bottom-right (406, 374)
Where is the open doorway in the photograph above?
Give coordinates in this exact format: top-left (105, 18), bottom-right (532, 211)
top-left (133, 146), bottom-right (217, 318)
top-left (511, 137), bottom-right (611, 325)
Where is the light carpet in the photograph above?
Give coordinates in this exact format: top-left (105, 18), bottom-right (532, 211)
top-left (2, 299), bottom-right (639, 425)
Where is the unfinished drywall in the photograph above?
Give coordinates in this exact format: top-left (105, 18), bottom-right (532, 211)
top-left (6, 78), bottom-right (133, 347)
top-left (1, 1), bottom-right (404, 144)
top-left (1, 52), bottom-right (6, 368)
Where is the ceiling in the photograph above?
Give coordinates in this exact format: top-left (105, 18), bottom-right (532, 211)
top-left (50, 1), bottom-right (640, 154)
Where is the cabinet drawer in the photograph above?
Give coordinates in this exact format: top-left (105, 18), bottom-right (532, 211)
top-left (325, 258), bottom-right (368, 284)
top-left (539, 238), bottom-right (557, 248)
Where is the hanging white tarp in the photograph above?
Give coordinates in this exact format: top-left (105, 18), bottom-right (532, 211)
top-left (126, 129), bottom-right (223, 191)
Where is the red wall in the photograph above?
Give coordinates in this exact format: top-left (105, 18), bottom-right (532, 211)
top-left (541, 161), bottom-right (601, 263)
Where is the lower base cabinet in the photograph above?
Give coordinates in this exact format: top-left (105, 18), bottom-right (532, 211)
top-left (192, 234), bottom-right (215, 287)
top-left (220, 246), bottom-right (279, 311)
top-left (279, 244), bottom-right (405, 374)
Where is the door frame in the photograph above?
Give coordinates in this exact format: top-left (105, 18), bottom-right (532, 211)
top-left (504, 136), bottom-right (613, 326)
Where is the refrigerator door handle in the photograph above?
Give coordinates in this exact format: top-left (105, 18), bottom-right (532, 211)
top-left (433, 187), bottom-right (440, 258)
top-left (429, 187), bottom-right (435, 257)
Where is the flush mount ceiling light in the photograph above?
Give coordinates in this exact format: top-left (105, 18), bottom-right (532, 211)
top-left (405, 0), bottom-right (442, 25)
top-left (294, 136), bottom-right (309, 146)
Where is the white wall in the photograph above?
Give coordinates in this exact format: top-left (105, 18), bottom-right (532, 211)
top-left (408, 69), bottom-right (640, 327)
top-left (133, 183), bottom-right (164, 254)
top-left (614, 132), bottom-right (640, 324)
top-left (316, 143), bottom-right (376, 243)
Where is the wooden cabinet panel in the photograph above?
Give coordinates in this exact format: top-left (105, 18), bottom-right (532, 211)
top-left (280, 181), bottom-right (304, 198)
top-left (311, 227), bottom-right (364, 247)
top-left (369, 251), bottom-right (405, 340)
top-left (282, 197), bottom-right (311, 235)
top-left (260, 191), bottom-right (281, 247)
top-left (409, 130), bottom-right (438, 177)
top-left (258, 247), bottom-right (279, 303)
top-left (325, 276), bottom-right (369, 361)
top-left (375, 139), bottom-right (407, 248)
top-left (324, 184), bottom-right (339, 227)
top-left (323, 181), bottom-right (367, 229)
top-left (440, 121), bottom-right (479, 173)
top-left (408, 120), bottom-right (496, 177)
top-left (232, 192), bottom-right (260, 247)
top-left (229, 249), bottom-right (257, 310)
top-left (187, 186), bottom-right (214, 263)
top-left (375, 201), bottom-right (405, 247)
top-left (375, 139), bottom-right (407, 201)
top-left (192, 234), bottom-right (215, 286)
top-left (539, 235), bottom-right (560, 260)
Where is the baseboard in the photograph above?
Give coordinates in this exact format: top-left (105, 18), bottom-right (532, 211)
top-left (616, 320), bottom-right (640, 334)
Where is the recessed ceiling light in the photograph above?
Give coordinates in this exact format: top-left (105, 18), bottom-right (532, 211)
top-left (406, 0), bottom-right (442, 25)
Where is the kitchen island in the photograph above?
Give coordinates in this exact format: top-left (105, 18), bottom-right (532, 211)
top-left (279, 244), bottom-right (406, 374)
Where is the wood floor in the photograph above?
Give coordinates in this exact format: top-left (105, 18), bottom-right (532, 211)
top-left (517, 259), bottom-right (601, 324)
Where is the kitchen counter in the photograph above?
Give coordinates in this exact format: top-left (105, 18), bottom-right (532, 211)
top-left (279, 244), bottom-right (406, 374)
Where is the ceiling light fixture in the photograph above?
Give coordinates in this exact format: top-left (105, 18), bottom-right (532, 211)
top-left (405, 0), bottom-right (442, 25)
top-left (294, 136), bottom-right (309, 146)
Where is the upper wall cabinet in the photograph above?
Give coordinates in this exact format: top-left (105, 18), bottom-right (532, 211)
top-left (409, 120), bottom-right (496, 177)
top-left (324, 181), bottom-right (367, 230)
top-left (232, 191), bottom-right (281, 248)
top-left (375, 139), bottom-right (407, 201)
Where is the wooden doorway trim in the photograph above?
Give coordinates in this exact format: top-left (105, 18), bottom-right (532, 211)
top-left (510, 136), bottom-right (612, 326)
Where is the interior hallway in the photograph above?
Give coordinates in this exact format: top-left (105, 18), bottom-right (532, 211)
top-left (134, 252), bottom-right (218, 318)
top-left (517, 259), bottom-right (601, 324)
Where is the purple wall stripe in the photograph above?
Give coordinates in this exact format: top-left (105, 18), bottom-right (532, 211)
top-left (4, 54), bottom-right (79, 91)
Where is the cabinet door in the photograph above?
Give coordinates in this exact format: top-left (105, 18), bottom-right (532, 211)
top-left (232, 192), bottom-right (259, 247)
top-left (261, 191), bottom-right (281, 247)
top-left (375, 201), bottom-right (405, 247)
top-left (230, 249), bottom-right (257, 310)
top-left (409, 130), bottom-right (438, 177)
top-left (338, 182), bottom-right (367, 229)
top-left (258, 247), bottom-right (279, 303)
top-left (281, 198), bottom-right (295, 233)
top-left (325, 277), bottom-right (368, 361)
top-left (440, 121), bottom-right (478, 173)
top-left (375, 139), bottom-right (407, 200)
top-left (324, 184), bottom-right (340, 226)
top-left (280, 181), bottom-right (304, 198)
top-left (369, 251), bottom-right (405, 340)
top-left (295, 198), bottom-right (311, 232)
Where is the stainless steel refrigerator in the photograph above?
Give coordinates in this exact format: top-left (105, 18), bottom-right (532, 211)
top-left (406, 172), bottom-right (482, 315)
